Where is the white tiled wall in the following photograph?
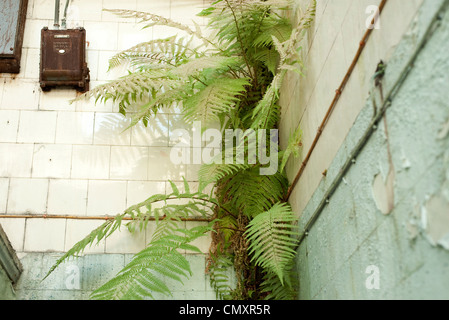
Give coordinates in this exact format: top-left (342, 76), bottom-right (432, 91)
top-left (0, 0), bottom-right (211, 255)
top-left (47, 179), bottom-right (88, 215)
top-left (7, 178), bottom-right (49, 214)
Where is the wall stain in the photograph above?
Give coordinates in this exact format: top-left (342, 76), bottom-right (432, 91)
top-left (423, 193), bottom-right (449, 250)
top-left (373, 168), bottom-right (395, 215)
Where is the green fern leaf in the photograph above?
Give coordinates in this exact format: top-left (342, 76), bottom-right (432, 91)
top-left (280, 124), bottom-right (302, 173)
top-left (252, 18), bottom-right (292, 48)
top-left (207, 253), bottom-right (234, 300)
top-left (45, 180), bottom-right (216, 281)
top-left (253, 47), bottom-right (279, 75)
top-left (219, 167), bottom-right (288, 218)
top-left (171, 56), bottom-right (242, 78)
top-left (245, 203), bottom-right (299, 283)
top-left (198, 161), bottom-right (251, 190)
top-left (108, 37), bottom-right (178, 70)
top-left (261, 265), bottom-right (297, 300)
top-left (74, 70), bottom-right (177, 111)
top-left (90, 224), bottom-right (213, 300)
top-left (250, 71), bottom-right (284, 130)
top-left (168, 180), bottom-right (181, 197)
top-left (183, 77), bottom-right (250, 125)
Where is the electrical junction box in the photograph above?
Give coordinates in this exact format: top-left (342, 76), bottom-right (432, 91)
top-left (39, 27), bottom-right (90, 92)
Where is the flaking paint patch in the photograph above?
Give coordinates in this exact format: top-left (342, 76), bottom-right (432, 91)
top-left (407, 202), bottom-right (422, 240)
top-left (400, 150), bottom-right (412, 170)
top-left (372, 168), bottom-right (395, 215)
top-left (423, 194), bottom-right (449, 250)
top-left (437, 118), bottom-right (449, 140)
top-left (406, 220), bottom-right (420, 240)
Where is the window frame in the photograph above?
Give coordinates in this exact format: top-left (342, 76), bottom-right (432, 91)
top-left (0, 0), bottom-right (29, 74)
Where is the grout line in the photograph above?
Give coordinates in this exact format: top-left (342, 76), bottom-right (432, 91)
top-left (4, 178), bottom-right (11, 216)
top-left (22, 218), bottom-right (28, 252)
top-left (108, 145), bottom-right (112, 180)
top-left (63, 214), bottom-right (68, 252)
top-left (85, 178), bottom-right (90, 216)
top-left (45, 177), bottom-right (50, 214)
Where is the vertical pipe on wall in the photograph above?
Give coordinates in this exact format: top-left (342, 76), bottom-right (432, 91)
top-left (61, 0), bottom-right (71, 29)
top-left (53, 0), bottom-right (60, 29)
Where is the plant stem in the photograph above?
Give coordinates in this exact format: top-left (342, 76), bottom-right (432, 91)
top-left (224, 0), bottom-right (256, 86)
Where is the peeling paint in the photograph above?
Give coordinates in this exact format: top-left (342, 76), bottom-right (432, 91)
top-left (407, 202), bottom-right (422, 240)
top-left (438, 118), bottom-right (449, 140)
top-left (406, 220), bottom-right (420, 240)
top-left (400, 150), bottom-right (412, 170)
top-left (442, 179), bottom-right (449, 204)
top-left (372, 168), bottom-right (395, 215)
top-left (423, 194), bottom-right (449, 250)
top-left (294, 0), bottom-right (449, 299)
top-left (420, 203), bottom-right (428, 232)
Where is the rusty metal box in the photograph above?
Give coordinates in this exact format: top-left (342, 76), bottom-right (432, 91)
top-left (39, 27), bottom-right (90, 92)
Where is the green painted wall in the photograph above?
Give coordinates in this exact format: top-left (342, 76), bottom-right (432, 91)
top-left (295, 0), bottom-right (449, 299)
top-left (16, 253), bottom-right (215, 300)
top-left (14, 253), bottom-right (218, 300)
top-left (0, 266), bottom-right (16, 300)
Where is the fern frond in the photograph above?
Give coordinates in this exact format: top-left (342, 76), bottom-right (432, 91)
top-left (245, 202), bottom-right (299, 283)
top-left (45, 179), bottom-right (216, 281)
top-left (74, 70), bottom-right (177, 111)
top-left (198, 162), bottom-right (251, 191)
top-left (46, 178), bottom-right (217, 300)
top-left (183, 77), bottom-right (250, 125)
top-left (250, 0), bottom-right (316, 130)
top-left (90, 223), bottom-right (214, 300)
top-left (253, 47), bottom-right (279, 75)
top-left (43, 215), bottom-right (127, 281)
top-left (251, 98), bottom-right (282, 130)
top-left (246, 70), bottom-right (285, 131)
top-left (280, 124), bottom-right (302, 173)
top-left (171, 56), bottom-right (242, 78)
top-left (218, 214), bottom-right (239, 243)
top-left (109, 37), bottom-right (174, 70)
top-left (236, 0), bottom-right (293, 9)
top-left (126, 81), bottom-right (193, 128)
top-left (104, 9), bottom-right (219, 50)
top-left (219, 167), bottom-right (289, 218)
top-left (207, 253), bottom-right (235, 300)
top-left (125, 178), bottom-right (216, 235)
top-left (108, 36), bottom-right (203, 70)
top-left (252, 17), bottom-right (292, 48)
top-left (204, 0), bottom-right (293, 18)
top-left (105, 9), bottom-right (197, 37)
top-left (47, 0), bottom-right (316, 300)
top-left (260, 263), bottom-right (297, 300)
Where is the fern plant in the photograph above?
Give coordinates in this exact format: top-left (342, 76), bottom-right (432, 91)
top-left (46, 0), bottom-right (316, 300)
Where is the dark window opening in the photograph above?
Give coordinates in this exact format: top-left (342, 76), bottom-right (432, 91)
top-left (0, 0), bottom-right (28, 74)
